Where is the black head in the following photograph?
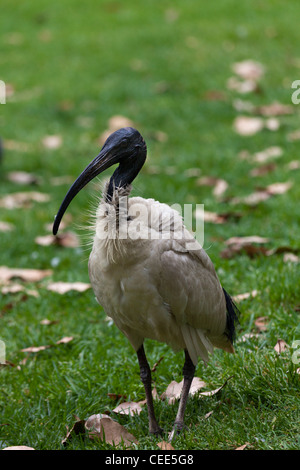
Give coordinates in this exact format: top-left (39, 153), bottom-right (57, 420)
top-left (53, 127), bottom-right (147, 235)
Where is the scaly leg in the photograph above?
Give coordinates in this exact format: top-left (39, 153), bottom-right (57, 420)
top-left (169, 349), bottom-right (195, 442)
top-left (137, 344), bottom-right (163, 435)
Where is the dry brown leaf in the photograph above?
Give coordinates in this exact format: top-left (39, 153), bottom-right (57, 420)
top-left (255, 102), bottom-right (293, 116)
top-left (21, 344), bottom-right (51, 353)
top-left (85, 414), bottom-right (138, 447)
top-left (233, 116), bottom-right (264, 136)
top-left (227, 77), bottom-right (258, 94)
top-left (221, 236), bottom-right (270, 259)
top-left (35, 232), bottom-right (79, 248)
top-left (225, 236), bottom-right (270, 246)
top-left (40, 318), bottom-right (59, 326)
top-left (252, 146), bottom-right (283, 163)
top-left (235, 443), bottom-right (249, 450)
top-left (112, 401), bottom-right (143, 416)
top-left (0, 191), bottom-right (50, 209)
top-left (1, 283), bottom-right (39, 297)
top-left (250, 163), bottom-right (276, 177)
top-left (157, 441), bottom-right (175, 450)
top-left (197, 377), bottom-right (233, 397)
top-left (47, 282), bottom-right (91, 294)
top-left (7, 171), bottom-right (40, 185)
top-left (233, 290), bottom-right (258, 302)
top-left (255, 316), bottom-right (269, 332)
top-left (62, 419), bottom-right (86, 446)
top-left (287, 160), bottom-right (300, 171)
top-left (266, 181), bottom-right (293, 195)
top-left (196, 176), bottom-right (228, 198)
top-left (161, 377), bottom-right (207, 404)
top-left (0, 266), bottom-right (52, 283)
top-left (21, 337), bottom-right (73, 354)
top-left (2, 446), bottom-right (35, 450)
top-left (287, 129), bottom-right (300, 141)
top-left (0, 221), bottom-right (14, 232)
top-left (274, 339), bottom-right (289, 354)
top-left (42, 135), bottom-right (62, 149)
top-left (283, 253), bottom-right (299, 263)
top-left (232, 60), bottom-right (265, 81)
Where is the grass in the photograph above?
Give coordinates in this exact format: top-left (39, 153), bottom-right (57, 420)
top-left (0, 0), bottom-right (300, 450)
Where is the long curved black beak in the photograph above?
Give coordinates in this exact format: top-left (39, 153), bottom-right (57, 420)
top-left (53, 149), bottom-right (117, 235)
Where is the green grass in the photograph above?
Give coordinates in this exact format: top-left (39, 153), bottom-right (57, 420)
top-left (0, 0), bottom-right (299, 450)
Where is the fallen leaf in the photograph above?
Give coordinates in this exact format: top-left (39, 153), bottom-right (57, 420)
top-left (161, 377), bottom-right (207, 404)
top-left (42, 135), bottom-right (62, 149)
top-left (283, 253), bottom-right (299, 263)
top-left (85, 414), bottom-right (138, 447)
top-left (112, 401), bottom-right (143, 416)
top-left (197, 377), bottom-right (233, 397)
top-left (0, 191), bottom-right (50, 209)
top-left (287, 160), bottom-right (300, 171)
top-left (287, 129), bottom-right (300, 141)
top-left (196, 176), bottom-right (228, 198)
top-left (255, 102), bottom-right (293, 116)
top-left (225, 236), bottom-right (270, 246)
top-left (21, 344), bottom-right (51, 353)
top-left (252, 146), bottom-right (283, 163)
top-left (227, 76), bottom-right (258, 94)
top-left (21, 337), bottom-right (73, 354)
top-left (250, 163), bottom-right (276, 177)
top-left (35, 232), bottom-right (79, 248)
top-left (157, 441), bottom-right (175, 450)
top-left (233, 116), bottom-right (264, 136)
top-left (47, 282), bottom-right (91, 294)
top-left (274, 339), bottom-right (289, 354)
top-left (195, 209), bottom-right (242, 225)
top-left (62, 419), bottom-right (86, 446)
top-left (56, 336), bottom-right (73, 345)
top-left (204, 411), bottom-right (214, 419)
top-left (1, 284), bottom-right (39, 297)
top-left (7, 171), bottom-right (40, 185)
top-left (266, 181), bottom-right (293, 195)
top-left (0, 266), bottom-right (52, 283)
top-left (232, 60), bottom-right (265, 81)
top-left (40, 318), bottom-right (60, 326)
top-left (0, 221), bottom-right (14, 232)
top-left (2, 446), bottom-right (35, 450)
top-left (221, 236), bottom-right (270, 259)
top-left (235, 443), bottom-right (249, 450)
top-left (265, 117), bottom-right (280, 131)
top-left (233, 290), bottom-right (258, 302)
top-left (255, 316), bottom-right (269, 332)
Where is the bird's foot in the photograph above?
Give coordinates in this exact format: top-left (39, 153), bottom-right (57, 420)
top-left (150, 425), bottom-right (164, 437)
top-left (168, 422), bottom-right (186, 443)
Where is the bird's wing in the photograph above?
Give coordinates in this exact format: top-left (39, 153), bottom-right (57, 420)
top-left (155, 237), bottom-right (227, 364)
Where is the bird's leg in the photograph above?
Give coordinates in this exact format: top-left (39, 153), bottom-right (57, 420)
top-left (169, 349), bottom-right (195, 442)
top-left (136, 344), bottom-right (163, 436)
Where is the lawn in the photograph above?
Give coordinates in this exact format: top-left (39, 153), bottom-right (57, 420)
top-left (0, 0), bottom-right (299, 451)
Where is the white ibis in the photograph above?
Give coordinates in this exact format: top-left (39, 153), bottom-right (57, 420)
top-left (53, 127), bottom-right (239, 440)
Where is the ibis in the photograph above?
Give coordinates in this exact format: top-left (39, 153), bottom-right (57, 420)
top-left (53, 127), bottom-right (239, 439)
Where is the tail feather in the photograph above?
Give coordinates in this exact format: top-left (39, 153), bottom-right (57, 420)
top-left (223, 288), bottom-right (240, 344)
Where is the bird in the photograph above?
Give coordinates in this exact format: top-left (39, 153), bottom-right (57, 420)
top-left (53, 127), bottom-right (239, 440)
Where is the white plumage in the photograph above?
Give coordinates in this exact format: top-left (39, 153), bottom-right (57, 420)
top-left (53, 127), bottom-right (238, 439)
top-left (89, 184), bottom-right (234, 366)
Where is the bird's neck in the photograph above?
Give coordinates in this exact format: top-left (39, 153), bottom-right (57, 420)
top-left (106, 150), bottom-right (146, 203)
